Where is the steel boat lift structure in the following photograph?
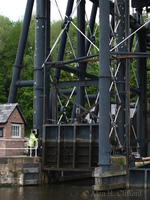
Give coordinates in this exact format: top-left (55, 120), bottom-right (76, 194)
top-left (8, 0), bottom-right (150, 189)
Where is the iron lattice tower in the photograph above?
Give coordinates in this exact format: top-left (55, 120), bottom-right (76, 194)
top-left (8, 0), bottom-right (150, 173)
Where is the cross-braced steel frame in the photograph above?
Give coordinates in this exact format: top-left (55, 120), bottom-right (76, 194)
top-left (8, 0), bottom-right (150, 173)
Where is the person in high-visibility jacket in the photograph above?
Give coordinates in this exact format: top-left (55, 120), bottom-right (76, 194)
top-left (28, 130), bottom-right (38, 156)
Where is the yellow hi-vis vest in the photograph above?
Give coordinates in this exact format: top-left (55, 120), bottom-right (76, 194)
top-left (28, 133), bottom-right (38, 148)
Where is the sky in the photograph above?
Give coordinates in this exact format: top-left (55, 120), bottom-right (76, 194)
top-left (0, 0), bottom-right (94, 22)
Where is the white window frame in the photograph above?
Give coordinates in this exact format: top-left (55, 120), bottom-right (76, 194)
top-left (12, 124), bottom-right (21, 138)
top-left (0, 128), bottom-right (3, 137)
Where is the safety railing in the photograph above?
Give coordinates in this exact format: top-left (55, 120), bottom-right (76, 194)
top-left (0, 139), bottom-right (38, 157)
top-left (29, 140), bottom-right (38, 157)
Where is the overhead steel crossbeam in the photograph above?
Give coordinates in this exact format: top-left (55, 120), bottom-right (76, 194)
top-left (45, 52), bottom-right (150, 66)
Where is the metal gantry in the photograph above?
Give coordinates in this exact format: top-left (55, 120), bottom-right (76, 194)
top-left (8, 0), bottom-right (150, 179)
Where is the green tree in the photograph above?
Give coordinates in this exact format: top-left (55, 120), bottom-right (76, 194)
top-left (0, 16), bottom-right (19, 102)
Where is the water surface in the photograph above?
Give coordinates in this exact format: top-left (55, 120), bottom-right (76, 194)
top-left (0, 181), bottom-right (149, 200)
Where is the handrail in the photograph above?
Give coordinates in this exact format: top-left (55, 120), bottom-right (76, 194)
top-left (0, 140), bottom-right (38, 157)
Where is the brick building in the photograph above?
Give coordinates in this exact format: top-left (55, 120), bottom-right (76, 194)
top-left (0, 103), bottom-right (26, 156)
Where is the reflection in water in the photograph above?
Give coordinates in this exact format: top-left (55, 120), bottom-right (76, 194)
top-left (0, 183), bottom-right (149, 200)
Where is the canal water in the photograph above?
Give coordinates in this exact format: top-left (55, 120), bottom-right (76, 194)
top-left (0, 181), bottom-right (149, 200)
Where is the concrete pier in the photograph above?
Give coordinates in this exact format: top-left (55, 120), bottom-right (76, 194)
top-left (93, 156), bottom-right (126, 192)
top-left (0, 156), bottom-right (41, 186)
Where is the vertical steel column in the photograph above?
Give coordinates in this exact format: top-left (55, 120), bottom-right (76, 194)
top-left (76, 0), bottom-right (86, 116)
top-left (137, 29), bottom-right (147, 156)
top-left (71, 3), bottom-right (97, 119)
top-left (49, 0), bottom-right (74, 122)
top-left (136, 8), bottom-right (142, 156)
top-left (43, 0), bottom-right (50, 163)
top-left (116, 0), bottom-right (126, 147)
top-left (98, 0), bottom-right (110, 167)
top-left (8, 0), bottom-right (34, 103)
top-left (45, 0), bottom-right (50, 57)
top-left (125, 0), bottom-right (130, 168)
top-left (34, 0), bottom-right (45, 138)
top-left (43, 0), bottom-right (50, 124)
top-left (136, 6), bottom-right (147, 156)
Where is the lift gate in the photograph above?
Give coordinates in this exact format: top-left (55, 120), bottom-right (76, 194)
top-left (42, 124), bottom-right (98, 171)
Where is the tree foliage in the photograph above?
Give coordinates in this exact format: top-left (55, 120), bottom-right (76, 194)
top-left (0, 15), bottom-right (34, 135)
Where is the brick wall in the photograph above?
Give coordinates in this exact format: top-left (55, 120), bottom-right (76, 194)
top-left (0, 140), bottom-right (5, 156)
top-left (0, 107), bottom-right (25, 156)
top-left (4, 108), bottom-right (25, 139)
top-left (6, 140), bottom-right (24, 156)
